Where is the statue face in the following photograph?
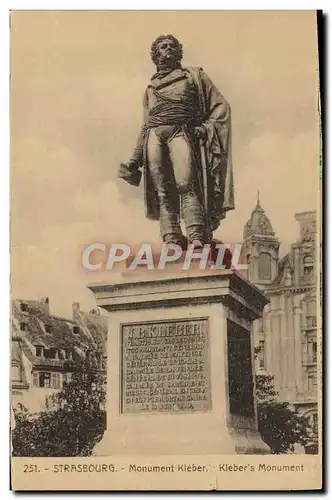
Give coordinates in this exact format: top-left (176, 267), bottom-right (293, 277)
top-left (157, 38), bottom-right (178, 64)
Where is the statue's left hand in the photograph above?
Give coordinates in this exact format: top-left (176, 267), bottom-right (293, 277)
top-left (193, 126), bottom-right (207, 141)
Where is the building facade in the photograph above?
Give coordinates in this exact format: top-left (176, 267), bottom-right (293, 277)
top-left (242, 200), bottom-right (318, 452)
top-left (11, 298), bottom-right (107, 413)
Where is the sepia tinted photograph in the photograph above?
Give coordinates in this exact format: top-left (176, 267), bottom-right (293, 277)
top-left (10, 10), bottom-right (322, 491)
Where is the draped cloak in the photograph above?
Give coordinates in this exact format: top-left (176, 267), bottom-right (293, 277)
top-left (135, 66), bottom-right (234, 231)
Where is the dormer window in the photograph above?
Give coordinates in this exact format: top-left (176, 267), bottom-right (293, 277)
top-left (307, 338), bottom-right (317, 363)
top-left (35, 346), bottom-right (43, 357)
top-left (20, 303), bottom-right (28, 312)
top-left (44, 348), bottom-right (57, 359)
top-left (312, 413), bottom-right (318, 433)
top-left (306, 315), bottom-right (317, 328)
top-left (306, 299), bottom-right (316, 329)
top-left (73, 325), bottom-right (80, 335)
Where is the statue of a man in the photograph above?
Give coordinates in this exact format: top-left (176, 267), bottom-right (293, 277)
top-left (119, 34), bottom-right (234, 249)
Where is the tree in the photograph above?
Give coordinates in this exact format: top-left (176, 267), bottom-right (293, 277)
top-left (12, 349), bottom-right (106, 457)
top-left (254, 347), bottom-right (316, 454)
top-left (12, 345), bottom-right (318, 456)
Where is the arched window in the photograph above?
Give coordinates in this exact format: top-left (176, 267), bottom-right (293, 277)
top-left (303, 255), bottom-right (314, 279)
top-left (258, 252), bottom-right (271, 280)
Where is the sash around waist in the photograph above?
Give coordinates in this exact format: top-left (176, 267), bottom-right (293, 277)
top-left (145, 100), bottom-right (200, 129)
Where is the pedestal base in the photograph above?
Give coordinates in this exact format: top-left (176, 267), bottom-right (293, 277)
top-left (89, 269), bottom-right (271, 456)
top-left (93, 418), bottom-right (270, 455)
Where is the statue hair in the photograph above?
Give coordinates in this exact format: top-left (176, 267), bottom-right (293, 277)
top-left (150, 35), bottom-right (183, 66)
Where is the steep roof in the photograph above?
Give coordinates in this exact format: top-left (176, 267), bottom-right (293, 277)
top-left (271, 252), bottom-right (293, 286)
top-left (243, 198), bottom-right (276, 240)
top-left (72, 303), bottom-right (107, 350)
top-left (12, 300), bottom-right (90, 350)
top-left (11, 298), bottom-right (107, 372)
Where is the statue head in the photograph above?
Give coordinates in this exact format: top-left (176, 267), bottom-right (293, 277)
top-left (150, 35), bottom-right (183, 68)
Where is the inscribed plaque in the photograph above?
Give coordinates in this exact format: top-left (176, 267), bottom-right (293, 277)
top-left (121, 318), bottom-right (211, 413)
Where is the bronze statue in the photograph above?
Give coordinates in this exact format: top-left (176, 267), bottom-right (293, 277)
top-left (119, 35), bottom-right (234, 249)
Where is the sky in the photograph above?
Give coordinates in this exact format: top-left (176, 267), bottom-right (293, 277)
top-left (10, 10), bottom-right (320, 317)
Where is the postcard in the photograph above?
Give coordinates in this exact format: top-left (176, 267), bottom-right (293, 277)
top-left (10, 10), bottom-right (322, 491)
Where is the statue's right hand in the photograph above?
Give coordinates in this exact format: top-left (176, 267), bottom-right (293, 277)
top-left (118, 161), bottom-right (128, 174)
top-left (118, 161), bottom-right (142, 187)
top-left (119, 160), bottom-right (139, 174)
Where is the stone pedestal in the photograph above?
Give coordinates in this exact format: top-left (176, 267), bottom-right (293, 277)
top-left (88, 269), bottom-right (270, 455)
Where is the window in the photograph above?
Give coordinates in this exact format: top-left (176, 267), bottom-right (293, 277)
top-left (65, 350), bottom-right (73, 360)
top-left (45, 324), bottom-right (52, 333)
top-left (44, 348), bottom-right (57, 359)
top-left (73, 326), bottom-right (80, 334)
top-left (33, 371), bottom-right (62, 388)
top-left (303, 255), bottom-right (314, 280)
top-left (304, 412), bottom-right (319, 454)
top-left (39, 372), bottom-right (51, 388)
top-left (307, 299), bottom-right (316, 315)
top-left (305, 444), bottom-right (318, 455)
top-left (12, 363), bottom-right (21, 382)
top-left (258, 252), bottom-right (271, 280)
top-left (308, 373), bottom-right (317, 392)
top-left (20, 322), bottom-right (26, 331)
top-left (307, 339), bottom-right (317, 363)
top-left (20, 303), bottom-right (27, 312)
top-left (35, 346), bottom-right (43, 357)
top-left (258, 319), bottom-right (264, 333)
top-left (227, 320), bottom-right (255, 418)
top-left (258, 340), bottom-right (265, 368)
top-left (51, 372), bottom-right (61, 389)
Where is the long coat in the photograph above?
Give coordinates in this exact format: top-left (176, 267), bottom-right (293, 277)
top-left (141, 66), bottom-right (234, 232)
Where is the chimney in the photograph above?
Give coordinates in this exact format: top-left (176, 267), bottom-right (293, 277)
top-left (89, 308), bottom-right (100, 316)
top-left (72, 302), bottom-right (80, 320)
top-left (40, 297), bottom-right (50, 315)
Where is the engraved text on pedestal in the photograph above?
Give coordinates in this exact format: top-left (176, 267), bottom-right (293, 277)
top-left (121, 319), bottom-right (211, 413)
